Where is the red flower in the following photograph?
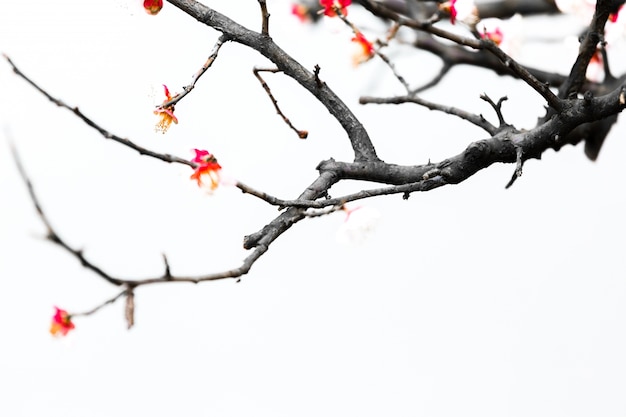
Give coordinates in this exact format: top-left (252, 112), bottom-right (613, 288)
top-left (291, 4), bottom-right (310, 22)
top-left (479, 25), bottom-right (504, 46)
top-left (50, 306), bottom-right (75, 337)
top-left (143, 0), bottom-right (163, 15)
top-left (154, 85), bottom-right (178, 133)
top-left (190, 149), bottom-right (222, 190)
top-left (319, 0), bottom-right (351, 17)
top-left (351, 31), bottom-right (375, 66)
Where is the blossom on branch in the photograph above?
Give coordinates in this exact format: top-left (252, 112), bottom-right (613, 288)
top-left (154, 85), bottom-right (178, 134)
top-left (49, 306), bottom-right (75, 337)
top-left (477, 14), bottom-right (523, 58)
top-left (291, 3), bottom-right (310, 22)
top-left (336, 205), bottom-right (381, 245)
top-left (190, 149), bottom-right (222, 190)
top-left (439, 0), bottom-right (478, 26)
top-left (319, 0), bottom-right (351, 17)
top-left (351, 31), bottom-right (375, 66)
top-left (143, 0), bottom-right (163, 15)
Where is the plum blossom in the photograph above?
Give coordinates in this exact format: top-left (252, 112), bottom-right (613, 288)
top-left (319, 0), bottom-right (351, 17)
top-left (351, 31), bottom-right (375, 66)
top-left (190, 149), bottom-right (222, 190)
top-left (336, 205), bottom-right (381, 245)
top-left (143, 0), bottom-right (163, 15)
top-left (477, 14), bottom-right (523, 58)
top-left (50, 306), bottom-right (75, 337)
top-left (440, 0), bottom-right (479, 26)
top-left (154, 85), bottom-right (178, 133)
top-left (291, 3), bottom-right (310, 22)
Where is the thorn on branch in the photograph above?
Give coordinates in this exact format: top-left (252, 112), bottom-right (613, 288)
top-left (253, 67), bottom-right (308, 139)
top-left (162, 253), bottom-right (172, 278)
top-left (314, 64), bottom-right (324, 89)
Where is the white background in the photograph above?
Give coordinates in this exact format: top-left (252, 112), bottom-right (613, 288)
top-left (1, 1), bottom-right (626, 416)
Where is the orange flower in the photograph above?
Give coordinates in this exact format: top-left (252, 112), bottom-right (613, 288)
top-left (143, 0), bottom-right (163, 15)
top-left (319, 0), bottom-right (351, 17)
top-left (291, 4), bottom-right (310, 22)
top-left (50, 306), bottom-right (75, 337)
top-left (154, 85), bottom-right (178, 133)
top-left (351, 32), bottom-right (375, 66)
top-left (190, 149), bottom-right (222, 190)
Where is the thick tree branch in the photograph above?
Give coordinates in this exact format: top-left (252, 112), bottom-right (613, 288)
top-left (165, 0), bottom-right (380, 162)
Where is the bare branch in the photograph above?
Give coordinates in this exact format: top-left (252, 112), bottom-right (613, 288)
top-left (360, 94), bottom-right (498, 135)
top-left (159, 35), bottom-right (227, 109)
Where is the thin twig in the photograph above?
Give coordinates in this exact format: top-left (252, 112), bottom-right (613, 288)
top-left (360, 94), bottom-right (498, 135)
top-left (72, 288), bottom-right (130, 317)
top-left (159, 35), bottom-right (228, 109)
top-left (480, 93), bottom-right (508, 127)
top-left (3, 54), bottom-right (193, 168)
top-left (258, 0), bottom-right (270, 36)
top-left (253, 67), bottom-right (308, 139)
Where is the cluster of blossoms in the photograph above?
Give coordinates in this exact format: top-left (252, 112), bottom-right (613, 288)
top-left (190, 149), bottom-right (222, 190)
top-left (50, 307), bottom-right (75, 336)
top-left (143, 0), bottom-right (163, 15)
top-left (292, 1), bottom-right (374, 65)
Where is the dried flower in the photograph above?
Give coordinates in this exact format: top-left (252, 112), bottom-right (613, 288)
top-left (190, 149), bottom-right (222, 190)
top-left (50, 306), bottom-right (75, 337)
top-left (154, 85), bottom-right (178, 133)
top-left (319, 0), bottom-right (351, 17)
top-left (143, 0), bottom-right (163, 15)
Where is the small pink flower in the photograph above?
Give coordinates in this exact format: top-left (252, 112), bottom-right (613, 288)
top-left (440, 0), bottom-right (478, 26)
top-left (50, 306), bottom-right (75, 337)
top-left (478, 14), bottom-right (523, 58)
top-left (190, 149), bottom-right (222, 190)
top-left (319, 0), bottom-right (351, 17)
